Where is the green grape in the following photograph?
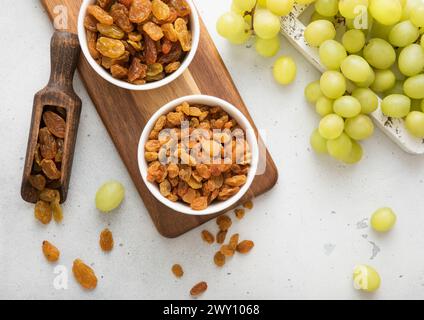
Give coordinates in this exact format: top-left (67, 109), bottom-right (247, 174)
top-left (310, 129), bottom-right (328, 154)
top-left (216, 12), bottom-right (245, 39)
top-left (319, 113), bottom-right (345, 139)
top-left (363, 38), bottom-right (396, 69)
top-left (319, 40), bottom-right (347, 70)
top-left (333, 96), bottom-right (361, 118)
top-left (320, 71), bottom-right (347, 99)
top-left (339, 0), bottom-right (369, 19)
top-left (345, 114), bottom-right (374, 140)
top-left (273, 56), bottom-right (297, 85)
top-left (402, 0), bottom-right (422, 20)
top-left (315, 0), bottom-right (339, 17)
top-left (340, 55), bottom-right (373, 83)
top-left (305, 80), bottom-right (323, 103)
top-left (381, 94), bottom-right (411, 118)
top-left (398, 44), bottom-right (424, 77)
top-left (404, 74), bottom-right (424, 99)
top-left (352, 88), bottom-right (378, 114)
top-left (384, 80), bottom-right (404, 96)
top-left (341, 140), bottom-right (363, 164)
top-left (233, 0), bottom-right (256, 12)
top-left (228, 28), bottom-right (252, 45)
top-left (353, 265), bottom-right (381, 292)
top-left (369, 21), bottom-right (393, 40)
top-left (315, 96), bottom-right (334, 116)
top-left (254, 9), bottom-right (281, 39)
top-left (389, 20), bottom-right (420, 47)
top-left (371, 208), bottom-right (397, 232)
top-left (95, 181), bottom-right (125, 213)
top-left (255, 36), bottom-right (281, 57)
top-left (405, 111), bottom-right (424, 138)
top-left (342, 29), bottom-right (366, 53)
top-left (311, 11), bottom-right (336, 23)
top-left (304, 20), bottom-right (336, 47)
top-left (266, 0), bottom-right (294, 16)
top-left (327, 132), bottom-right (353, 160)
top-left (370, 69), bottom-right (396, 93)
top-left (231, 3), bottom-right (244, 15)
top-left (354, 69), bottom-right (375, 88)
top-left (257, 0), bottom-right (268, 7)
top-left (411, 5), bottom-right (424, 27)
top-left (369, 0), bottom-right (402, 26)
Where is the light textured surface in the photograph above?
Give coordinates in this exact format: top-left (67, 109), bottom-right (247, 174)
top-left (1, 0), bottom-right (424, 300)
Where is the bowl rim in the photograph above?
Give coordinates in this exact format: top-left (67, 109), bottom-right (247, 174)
top-left (137, 95), bottom-right (259, 216)
top-left (77, 0), bottom-right (200, 91)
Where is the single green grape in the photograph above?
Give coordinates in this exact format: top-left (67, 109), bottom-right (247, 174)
top-left (319, 39), bottom-right (347, 70)
top-left (370, 69), bottom-right (396, 93)
top-left (320, 71), bottom-right (347, 99)
top-left (411, 5), bottom-right (424, 27)
top-left (352, 88), bottom-right (378, 114)
top-left (255, 36), bottom-right (281, 57)
top-left (315, 96), bottom-right (334, 116)
top-left (216, 12), bottom-right (245, 39)
top-left (381, 94), bottom-right (411, 118)
top-left (371, 207), bottom-right (397, 232)
top-left (305, 80), bottom-right (324, 103)
top-left (266, 0), bottom-right (294, 16)
top-left (231, 3), bottom-right (244, 15)
top-left (398, 44), bottom-right (424, 77)
top-left (95, 181), bottom-right (125, 213)
top-left (319, 113), bottom-right (345, 140)
top-left (342, 29), bottom-right (366, 53)
top-left (389, 20), bottom-right (420, 48)
top-left (327, 132), bottom-right (353, 160)
top-left (310, 129), bottom-right (328, 154)
top-left (341, 140), bottom-right (363, 164)
top-left (304, 20), bottom-right (336, 47)
top-left (363, 38), bottom-right (396, 70)
top-left (353, 265), bottom-right (381, 292)
top-left (257, 0), bottom-right (268, 7)
top-left (339, 0), bottom-right (369, 19)
top-left (369, 0), bottom-right (402, 26)
top-left (405, 111), bottom-right (424, 138)
top-left (340, 55), bottom-right (373, 83)
top-left (404, 74), bottom-right (424, 99)
top-left (333, 95), bottom-right (362, 118)
top-left (345, 114), bottom-right (374, 140)
top-left (254, 9), bottom-right (281, 39)
top-left (233, 0), bottom-right (256, 12)
top-left (273, 56), bottom-right (297, 85)
top-left (315, 0), bottom-right (339, 17)
top-left (228, 29), bottom-right (252, 45)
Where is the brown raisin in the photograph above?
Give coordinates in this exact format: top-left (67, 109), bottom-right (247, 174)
top-left (128, 57), bottom-right (147, 82)
top-left (28, 174), bottom-right (46, 191)
top-left (171, 264), bottom-right (184, 278)
top-left (216, 214), bottom-right (232, 231)
top-left (229, 233), bottom-right (239, 250)
top-left (216, 230), bottom-right (227, 244)
top-left (43, 111), bottom-right (66, 139)
top-left (100, 228), bottom-right (114, 251)
top-left (190, 281), bottom-right (207, 297)
top-left (220, 244), bottom-right (235, 257)
top-left (236, 240), bottom-right (255, 254)
top-left (110, 3), bottom-right (134, 33)
top-left (39, 127), bottom-right (57, 160)
top-left (201, 230), bottom-right (214, 244)
top-left (243, 200), bottom-right (254, 210)
top-left (111, 64), bottom-right (129, 79)
top-left (214, 251), bottom-right (226, 267)
top-left (234, 208), bottom-right (245, 220)
top-left (144, 33), bottom-right (158, 64)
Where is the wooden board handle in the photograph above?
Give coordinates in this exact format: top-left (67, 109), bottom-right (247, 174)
top-left (48, 31), bottom-right (80, 89)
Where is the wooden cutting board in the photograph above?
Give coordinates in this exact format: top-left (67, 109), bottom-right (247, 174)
top-left (41, 0), bottom-right (279, 238)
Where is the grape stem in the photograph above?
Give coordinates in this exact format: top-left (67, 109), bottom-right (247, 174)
top-left (243, 1), bottom-right (257, 32)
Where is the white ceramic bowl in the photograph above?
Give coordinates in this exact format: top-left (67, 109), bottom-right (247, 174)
top-left (137, 95), bottom-right (259, 216)
top-left (77, 0), bottom-right (200, 91)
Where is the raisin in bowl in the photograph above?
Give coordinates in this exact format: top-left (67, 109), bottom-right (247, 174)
top-left (137, 95), bottom-right (259, 216)
top-left (78, 0), bottom-right (200, 91)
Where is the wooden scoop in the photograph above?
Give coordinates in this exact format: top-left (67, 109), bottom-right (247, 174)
top-left (21, 31), bottom-right (81, 204)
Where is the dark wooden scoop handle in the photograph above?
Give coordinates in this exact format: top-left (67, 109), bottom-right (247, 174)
top-left (48, 31), bottom-right (80, 89)
top-left (21, 31), bottom-right (82, 204)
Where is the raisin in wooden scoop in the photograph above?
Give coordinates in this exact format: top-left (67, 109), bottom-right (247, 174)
top-left (21, 31), bottom-right (81, 204)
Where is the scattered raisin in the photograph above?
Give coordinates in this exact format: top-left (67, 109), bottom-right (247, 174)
top-left (214, 251), bottom-right (226, 267)
top-left (100, 228), bottom-right (114, 251)
top-left (42, 241), bottom-right (60, 262)
top-left (190, 281), bottom-right (207, 297)
top-left (34, 200), bottom-right (52, 225)
top-left (72, 259), bottom-right (98, 290)
top-left (171, 264), bottom-right (184, 278)
top-left (236, 240), bottom-right (255, 254)
top-left (201, 230), bottom-right (214, 244)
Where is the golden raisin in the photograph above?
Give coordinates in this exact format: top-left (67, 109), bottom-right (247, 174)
top-left (220, 244), bottom-right (235, 257)
top-left (100, 228), bottom-right (114, 251)
top-left (229, 233), bottom-right (239, 250)
top-left (216, 230), bottom-right (227, 244)
top-left (41, 159), bottom-right (61, 180)
top-left (51, 200), bottom-right (63, 223)
top-left (234, 208), bottom-right (245, 220)
top-left (143, 21), bottom-right (164, 41)
top-left (28, 174), bottom-right (46, 191)
top-left (129, 0), bottom-right (152, 23)
top-left (42, 241), bottom-right (60, 262)
top-left (243, 200), bottom-right (254, 210)
top-left (152, 0), bottom-right (170, 20)
top-left (214, 251), bottom-right (226, 267)
top-left (72, 259), bottom-right (98, 290)
top-left (216, 214), bottom-right (232, 231)
top-left (43, 111), bottom-right (66, 138)
top-left (171, 264), bottom-right (184, 278)
top-left (39, 188), bottom-right (60, 202)
top-left (190, 281), bottom-right (207, 297)
top-left (87, 5), bottom-right (113, 25)
top-left (201, 230), bottom-right (214, 244)
top-left (236, 240), bottom-right (255, 254)
top-left (174, 18), bottom-right (191, 52)
top-left (96, 37), bottom-right (126, 59)
top-left (35, 200), bottom-right (52, 225)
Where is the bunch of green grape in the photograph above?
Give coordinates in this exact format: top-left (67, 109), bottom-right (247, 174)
top-left (216, 0), bottom-right (309, 85)
top-left (306, 0), bottom-right (424, 164)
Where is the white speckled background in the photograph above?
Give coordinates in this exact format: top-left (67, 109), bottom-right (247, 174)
top-left (1, 0), bottom-right (424, 300)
